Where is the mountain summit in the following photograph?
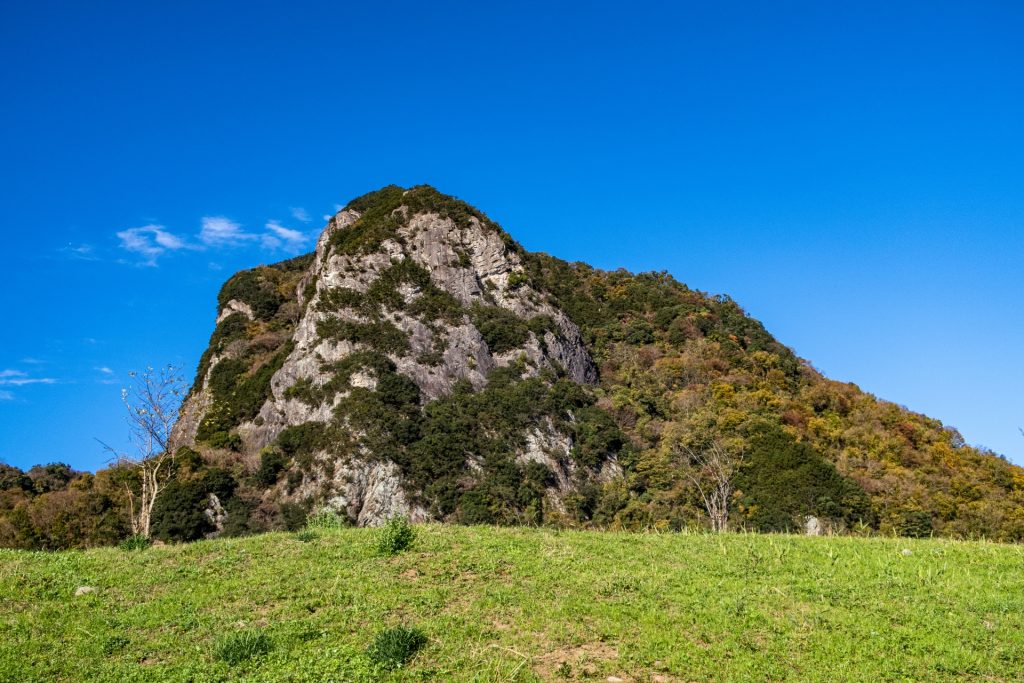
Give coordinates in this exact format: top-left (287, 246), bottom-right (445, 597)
top-left (175, 185), bottom-right (607, 525)
top-left (172, 185), bottom-right (1024, 539)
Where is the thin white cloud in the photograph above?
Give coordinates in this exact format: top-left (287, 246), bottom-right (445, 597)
top-left (290, 207), bottom-right (311, 222)
top-left (200, 216), bottom-right (256, 246)
top-left (0, 369), bottom-right (56, 386)
top-left (95, 366), bottom-right (116, 384)
top-left (263, 220), bottom-right (310, 253)
top-left (0, 378), bottom-right (56, 386)
top-left (0, 391), bottom-right (12, 401)
top-left (116, 225), bottom-right (187, 266)
top-left (62, 243), bottom-right (99, 261)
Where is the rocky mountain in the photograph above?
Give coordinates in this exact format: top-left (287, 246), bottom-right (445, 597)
top-left (172, 186), bottom-right (615, 526)
top-left (168, 185), bottom-right (1024, 539)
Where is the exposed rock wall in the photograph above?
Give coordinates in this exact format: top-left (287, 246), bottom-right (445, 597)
top-left (173, 188), bottom-right (607, 526)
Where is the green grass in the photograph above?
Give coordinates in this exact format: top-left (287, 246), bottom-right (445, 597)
top-left (213, 630), bottom-right (273, 665)
top-left (1, 526), bottom-right (1022, 682)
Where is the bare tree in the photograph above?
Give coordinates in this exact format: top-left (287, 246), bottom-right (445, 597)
top-left (99, 365), bottom-right (185, 538)
top-left (681, 440), bottom-right (744, 533)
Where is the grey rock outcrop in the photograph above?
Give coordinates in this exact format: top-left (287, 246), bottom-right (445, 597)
top-left (173, 187), bottom-right (609, 526)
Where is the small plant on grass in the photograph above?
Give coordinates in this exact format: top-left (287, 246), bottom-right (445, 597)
top-left (101, 635), bottom-right (129, 655)
top-left (213, 630), bottom-right (272, 665)
top-left (118, 535), bottom-right (151, 551)
top-left (305, 509), bottom-right (347, 530)
top-left (294, 530), bottom-right (318, 543)
top-left (376, 516), bottom-right (416, 555)
top-left (366, 625), bottom-right (427, 670)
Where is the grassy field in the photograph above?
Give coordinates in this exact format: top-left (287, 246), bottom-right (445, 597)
top-left (1, 525), bottom-right (1022, 682)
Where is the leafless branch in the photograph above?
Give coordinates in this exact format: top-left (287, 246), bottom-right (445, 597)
top-left (100, 365), bottom-right (185, 537)
top-left (680, 440), bottom-right (743, 533)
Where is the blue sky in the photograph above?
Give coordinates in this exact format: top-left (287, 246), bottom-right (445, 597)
top-left (1, 1), bottom-right (1021, 470)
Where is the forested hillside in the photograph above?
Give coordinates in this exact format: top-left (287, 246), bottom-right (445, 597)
top-left (2, 186), bottom-right (1022, 549)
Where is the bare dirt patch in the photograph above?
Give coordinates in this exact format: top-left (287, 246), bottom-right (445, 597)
top-left (533, 641), bottom-right (621, 680)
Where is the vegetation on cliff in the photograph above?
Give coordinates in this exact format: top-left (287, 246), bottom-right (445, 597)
top-left (2, 185), bottom-right (1022, 549)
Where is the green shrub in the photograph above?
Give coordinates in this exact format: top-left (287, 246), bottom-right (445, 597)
top-left (218, 269), bottom-right (283, 320)
top-left (279, 501), bottom-right (308, 531)
top-left (735, 425), bottom-right (875, 532)
top-left (206, 430), bottom-right (242, 452)
top-left (285, 470), bottom-right (304, 495)
top-left (189, 314), bottom-right (250, 396)
top-left (197, 343), bottom-right (295, 442)
top-left (213, 630), bottom-right (273, 665)
top-left (470, 305), bottom-right (530, 354)
top-left (118, 535), bottom-right (151, 551)
top-left (330, 185), bottom-right (407, 255)
top-left (305, 509), bottom-right (347, 530)
top-left (376, 516), bottom-right (416, 555)
top-left (366, 625), bottom-right (427, 670)
top-left (507, 271), bottom-right (528, 288)
top-left (276, 422), bottom-right (329, 464)
top-left (898, 510), bottom-right (934, 538)
top-left (220, 498), bottom-right (256, 538)
top-left (173, 446), bottom-right (204, 473)
top-left (256, 449), bottom-right (288, 486)
top-left (150, 481), bottom-right (213, 543)
top-left (333, 184), bottom-right (514, 258)
top-left (316, 318), bottom-right (410, 355)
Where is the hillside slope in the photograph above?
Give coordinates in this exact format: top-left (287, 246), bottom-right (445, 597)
top-left (1, 526), bottom-right (1022, 682)
top-left (166, 185), bottom-right (1024, 541)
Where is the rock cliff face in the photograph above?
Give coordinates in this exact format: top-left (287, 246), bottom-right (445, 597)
top-left (173, 186), bottom-right (612, 526)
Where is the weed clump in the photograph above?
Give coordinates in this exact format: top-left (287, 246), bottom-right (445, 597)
top-left (305, 509), bottom-right (347, 530)
top-left (294, 530), bottom-right (318, 543)
top-left (213, 630), bottom-right (272, 665)
top-left (118, 535), bottom-right (151, 552)
top-left (366, 625), bottom-right (427, 669)
top-left (101, 635), bottom-right (129, 655)
top-left (376, 516), bottom-right (416, 555)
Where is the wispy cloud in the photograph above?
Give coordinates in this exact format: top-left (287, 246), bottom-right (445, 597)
top-left (0, 369), bottom-right (57, 386)
top-left (117, 225), bottom-right (188, 266)
top-left (115, 209), bottom-right (322, 266)
top-left (262, 220), bottom-right (311, 253)
top-left (95, 366), bottom-right (118, 384)
top-left (323, 204), bottom-right (343, 221)
top-left (61, 243), bottom-right (99, 261)
top-left (0, 391), bottom-right (12, 401)
top-left (199, 216), bottom-right (256, 246)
